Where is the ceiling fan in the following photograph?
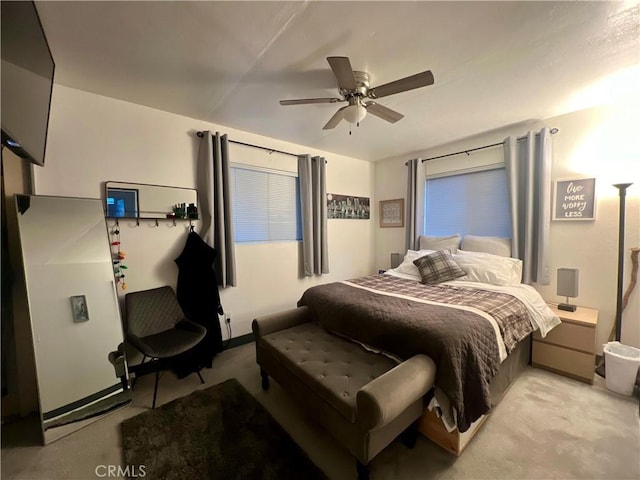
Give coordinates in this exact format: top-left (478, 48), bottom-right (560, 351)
top-left (279, 56), bottom-right (434, 130)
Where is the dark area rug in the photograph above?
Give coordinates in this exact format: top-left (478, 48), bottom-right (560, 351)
top-left (121, 378), bottom-right (326, 480)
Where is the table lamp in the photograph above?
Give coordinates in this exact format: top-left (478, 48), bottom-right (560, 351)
top-left (557, 268), bottom-right (579, 312)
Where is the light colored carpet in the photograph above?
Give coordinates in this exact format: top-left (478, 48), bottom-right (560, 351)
top-left (2, 342), bottom-right (638, 480)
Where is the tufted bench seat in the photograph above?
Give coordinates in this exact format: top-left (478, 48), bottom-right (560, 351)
top-left (252, 306), bottom-right (436, 480)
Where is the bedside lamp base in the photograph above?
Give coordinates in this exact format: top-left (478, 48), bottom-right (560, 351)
top-left (558, 303), bottom-right (577, 312)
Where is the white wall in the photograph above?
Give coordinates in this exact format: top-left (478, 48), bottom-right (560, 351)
top-left (33, 84), bottom-right (640, 356)
top-left (538, 103), bottom-right (639, 350)
top-left (374, 104), bottom-right (639, 352)
top-left (35, 84), bottom-right (374, 339)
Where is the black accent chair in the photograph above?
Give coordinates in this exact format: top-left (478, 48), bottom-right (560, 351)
top-left (124, 286), bottom-right (206, 408)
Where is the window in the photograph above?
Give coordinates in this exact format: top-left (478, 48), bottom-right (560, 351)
top-left (424, 167), bottom-right (511, 237)
top-left (230, 165), bottom-right (302, 243)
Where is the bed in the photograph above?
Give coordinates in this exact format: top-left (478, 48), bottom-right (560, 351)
top-left (297, 235), bottom-right (560, 455)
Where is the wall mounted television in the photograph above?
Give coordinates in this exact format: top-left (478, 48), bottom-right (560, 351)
top-left (1, 1), bottom-right (55, 167)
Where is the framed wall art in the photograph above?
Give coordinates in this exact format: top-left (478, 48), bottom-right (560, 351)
top-left (70, 295), bottom-right (89, 322)
top-left (553, 178), bottom-right (596, 221)
top-left (327, 193), bottom-right (370, 219)
top-left (379, 199), bottom-right (404, 228)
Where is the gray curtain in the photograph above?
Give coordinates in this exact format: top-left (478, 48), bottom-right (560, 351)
top-left (197, 131), bottom-right (236, 287)
top-left (504, 128), bottom-right (552, 285)
top-left (405, 158), bottom-right (419, 252)
top-left (298, 155), bottom-right (328, 276)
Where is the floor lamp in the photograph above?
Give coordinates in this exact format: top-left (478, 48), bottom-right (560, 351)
top-left (613, 182), bottom-right (632, 342)
top-left (596, 182), bottom-right (634, 377)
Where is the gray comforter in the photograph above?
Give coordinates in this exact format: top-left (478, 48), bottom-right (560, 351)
top-left (297, 274), bottom-right (534, 432)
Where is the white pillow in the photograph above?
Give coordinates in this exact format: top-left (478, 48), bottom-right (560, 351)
top-left (452, 250), bottom-right (523, 286)
top-left (392, 249), bottom-right (435, 278)
top-left (461, 235), bottom-right (512, 257)
top-left (418, 234), bottom-right (461, 253)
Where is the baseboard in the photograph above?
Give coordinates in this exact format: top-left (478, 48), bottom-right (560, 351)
top-left (224, 332), bottom-right (254, 350)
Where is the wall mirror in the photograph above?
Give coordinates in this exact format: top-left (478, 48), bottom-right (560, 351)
top-left (15, 194), bottom-right (131, 444)
top-left (104, 181), bottom-right (198, 220)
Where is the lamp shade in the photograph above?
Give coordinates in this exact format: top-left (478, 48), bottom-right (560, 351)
top-left (557, 268), bottom-right (579, 298)
top-left (343, 103), bottom-right (367, 124)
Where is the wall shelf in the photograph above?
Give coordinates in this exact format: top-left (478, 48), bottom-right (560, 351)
top-left (103, 181), bottom-right (198, 223)
top-left (107, 216), bottom-right (199, 228)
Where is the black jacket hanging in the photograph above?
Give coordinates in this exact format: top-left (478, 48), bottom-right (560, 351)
top-left (174, 231), bottom-right (224, 369)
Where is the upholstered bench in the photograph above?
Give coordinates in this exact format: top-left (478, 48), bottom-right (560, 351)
top-left (252, 306), bottom-right (436, 479)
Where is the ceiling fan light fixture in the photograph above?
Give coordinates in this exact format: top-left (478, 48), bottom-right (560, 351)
top-left (343, 102), bottom-right (367, 124)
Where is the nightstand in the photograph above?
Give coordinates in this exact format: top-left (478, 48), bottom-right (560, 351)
top-left (532, 304), bottom-right (599, 384)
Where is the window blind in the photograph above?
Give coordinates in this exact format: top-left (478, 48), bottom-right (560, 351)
top-left (231, 166), bottom-right (301, 243)
top-left (424, 167), bottom-right (511, 237)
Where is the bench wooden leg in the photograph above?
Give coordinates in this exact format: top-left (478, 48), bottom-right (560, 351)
top-left (356, 460), bottom-right (369, 480)
top-left (400, 426), bottom-right (417, 449)
top-left (260, 368), bottom-right (270, 390)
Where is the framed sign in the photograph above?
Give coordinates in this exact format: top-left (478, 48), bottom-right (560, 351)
top-left (380, 199), bottom-right (404, 228)
top-left (553, 178), bottom-right (596, 221)
top-left (327, 193), bottom-right (370, 219)
top-left (70, 295), bottom-right (89, 322)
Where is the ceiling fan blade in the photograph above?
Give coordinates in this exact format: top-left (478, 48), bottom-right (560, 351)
top-left (327, 56), bottom-right (357, 90)
top-left (280, 97), bottom-right (342, 106)
top-left (368, 70), bottom-right (434, 99)
top-left (323, 106), bottom-right (347, 130)
top-left (364, 102), bottom-right (404, 123)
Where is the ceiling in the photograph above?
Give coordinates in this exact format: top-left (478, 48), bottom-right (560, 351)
top-left (36, 1), bottom-right (639, 162)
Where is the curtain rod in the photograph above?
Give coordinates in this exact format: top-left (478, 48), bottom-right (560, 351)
top-left (196, 131), bottom-right (299, 158)
top-left (416, 127), bottom-right (559, 164)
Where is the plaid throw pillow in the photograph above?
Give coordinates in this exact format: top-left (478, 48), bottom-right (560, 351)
top-left (413, 250), bottom-right (466, 285)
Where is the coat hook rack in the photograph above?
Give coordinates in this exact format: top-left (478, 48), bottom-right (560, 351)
top-left (107, 216), bottom-right (197, 228)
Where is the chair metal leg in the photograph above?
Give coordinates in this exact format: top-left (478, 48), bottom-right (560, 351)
top-left (187, 350), bottom-right (205, 384)
top-left (152, 369), bottom-right (160, 409)
top-left (130, 354), bottom-right (148, 390)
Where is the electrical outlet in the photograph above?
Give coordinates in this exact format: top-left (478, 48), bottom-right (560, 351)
top-left (225, 313), bottom-right (231, 324)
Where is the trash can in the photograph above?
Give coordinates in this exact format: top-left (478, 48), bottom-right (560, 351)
top-left (604, 341), bottom-right (640, 396)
